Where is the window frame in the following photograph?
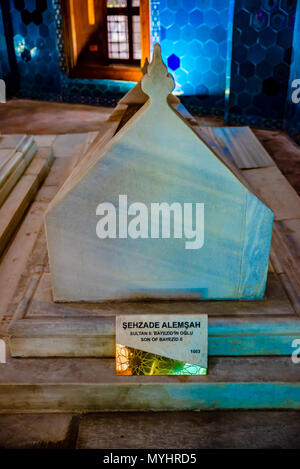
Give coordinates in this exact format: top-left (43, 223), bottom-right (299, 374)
top-left (106, 1), bottom-right (139, 65)
top-left (61, 0), bottom-right (150, 81)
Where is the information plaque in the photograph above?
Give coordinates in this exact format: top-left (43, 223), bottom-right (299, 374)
top-left (116, 314), bottom-right (208, 376)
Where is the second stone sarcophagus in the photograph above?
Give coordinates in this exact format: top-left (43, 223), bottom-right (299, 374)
top-left (45, 45), bottom-right (273, 302)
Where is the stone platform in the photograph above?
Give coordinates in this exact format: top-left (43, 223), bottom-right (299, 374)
top-left (5, 104), bottom-right (300, 359)
top-left (7, 269), bottom-right (300, 358)
top-left (0, 347), bottom-right (299, 412)
top-left (1, 101), bottom-right (300, 411)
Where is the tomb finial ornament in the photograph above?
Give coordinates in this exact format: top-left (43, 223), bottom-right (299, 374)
top-left (141, 43), bottom-right (175, 103)
top-left (141, 57), bottom-right (149, 75)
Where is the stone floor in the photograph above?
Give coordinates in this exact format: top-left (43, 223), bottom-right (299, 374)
top-left (0, 99), bottom-right (300, 449)
top-left (0, 99), bottom-right (112, 134)
top-left (0, 411), bottom-right (299, 449)
top-left (255, 128), bottom-right (300, 196)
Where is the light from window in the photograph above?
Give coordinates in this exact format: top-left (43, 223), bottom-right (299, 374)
top-left (107, 15), bottom-right (129, 59)
top-left (107, 0), bottom-right (127, 7)
top-left (133, 15), bottom-right (141, 59)
top-left (87, 0), bottom-right (95, 25)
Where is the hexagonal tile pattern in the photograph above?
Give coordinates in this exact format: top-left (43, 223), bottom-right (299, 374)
top-left (174, 9), bottom-right (188, 27)
top-left (240, 61), bottom-right (255, 78)
top-left (167, 24), bottom-right (180, 41)
top-left (270, 12), bottom-right (288, 30)
top-left (262, 0), bottom-right (278, 11)
top-left (167, 53), bottom-right (180, 70)
top-left (228, 0), bottom-right (296, 125)
top-left (189, 9), bottom-right (203, 27)
top-left (252, 11), bottom-right (269, 31)
top-left (1, 0), bottom-right (299, 127)
top-left (281, 0), bottom-right (297, 12)
top-left (160, 0), bottom-right (230, 108)
top-left (160, 9), bottom-right (174, 28)
top-left (5, 0), bottom-right (135, 105)
top-left (241, 27), bottom-right (258, 46)
top-left (247, 44), bottom-right (266, 64)
top-left (285, 1), bottom-right (300, 140)
top-left (0, 7), bottom-right (10, 83)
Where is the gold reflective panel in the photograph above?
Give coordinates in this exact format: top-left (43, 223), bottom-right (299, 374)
top-left (116, 344), bottom-right (207, 376)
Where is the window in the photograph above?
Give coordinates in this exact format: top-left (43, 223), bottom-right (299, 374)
top-left (107, 0), bottom-right (141, 63)
top-left (62, 0), bottom-right (150, 81)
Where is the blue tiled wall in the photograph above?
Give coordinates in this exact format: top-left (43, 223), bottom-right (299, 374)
top-left (7, 0), bottom-right (134, 105)
top-left (159, 0), bottom-right (234, 114)
top-left (0, 6), bottom-right (10, 82)
top-left (226, 0), bottom-right (297, 128)
top-left (0, 0), bottom-right (299, 133)
top-left (284, 0), bottom-right (300, 142)
top-left (2, 0), bottom-right (235, 111)
top-left (9, 0), bottom-right (61, 100)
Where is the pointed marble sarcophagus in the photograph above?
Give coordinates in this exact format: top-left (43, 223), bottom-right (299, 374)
top-left (45, 45), bottom-right (273, 302)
